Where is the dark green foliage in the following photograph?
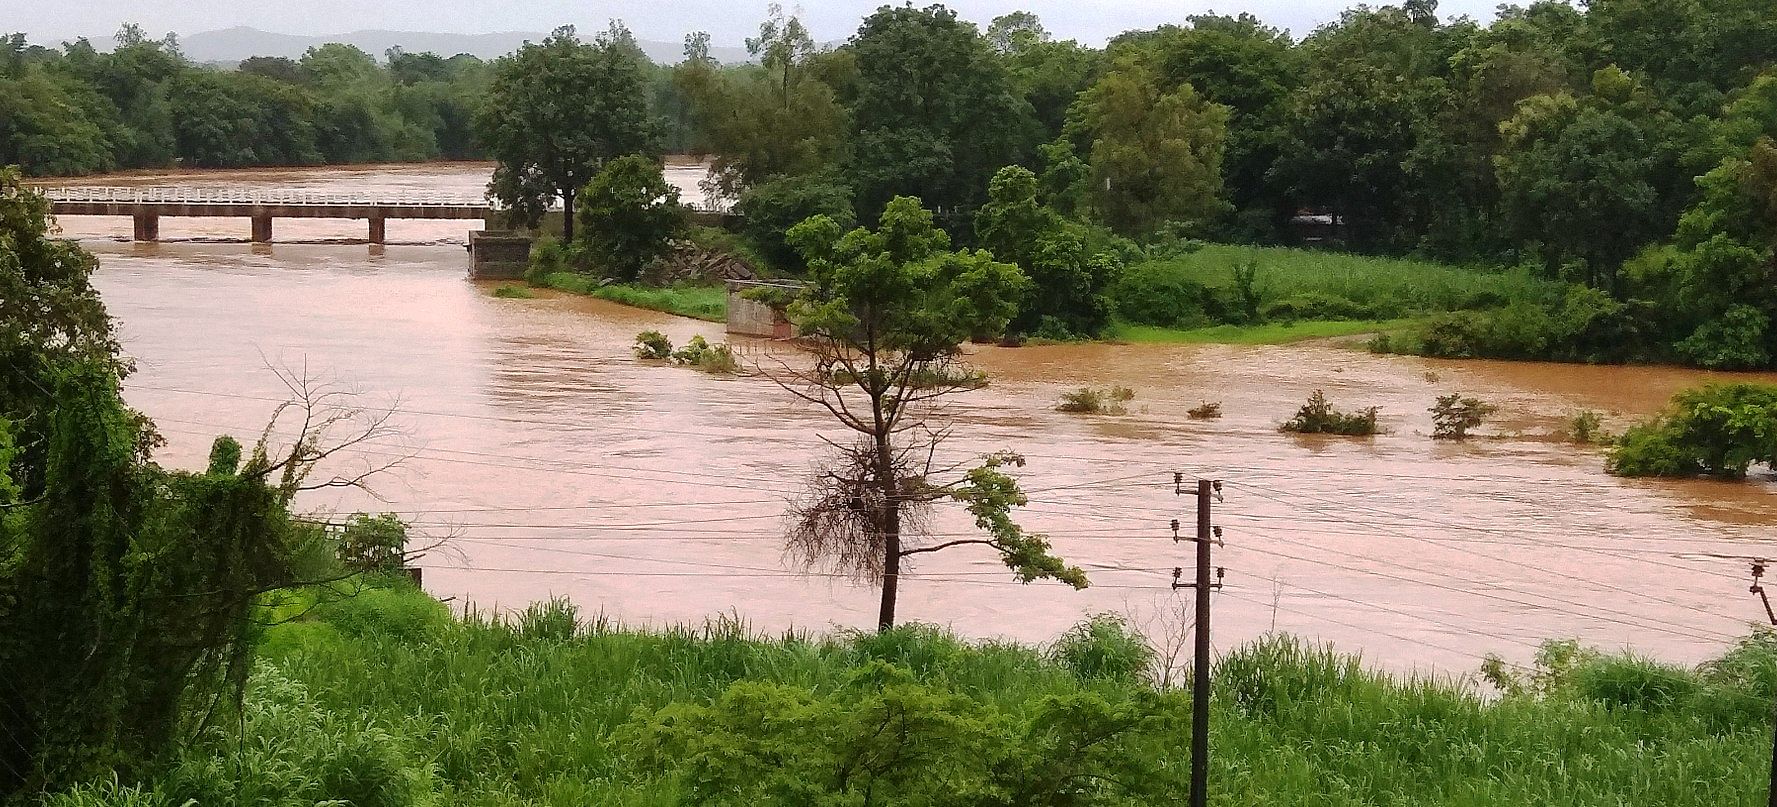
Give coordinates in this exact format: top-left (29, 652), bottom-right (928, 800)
top-left (0, 178), bottom-right (349, 797)
top-left (0, 29), bottom-right (487, 176)
top-left (335, 513), bottom-right (408, 575)
top-left (845, 5), bottom-right (1039, 226)
top-left (734, 174), bottom-right (856, 272)
top-left (574, 154), bottom-right (686, 281)
top-left (1280, 390), bottom-right (1382, 435)
top-left (1106, 260), bottom-right (1215, 328)
top-left (205, 435), bottom-right (242, 476)
top-left (1607, 382), bottom-right (1777, 478)
top-left (976, 165), bottom-right (1116, 337)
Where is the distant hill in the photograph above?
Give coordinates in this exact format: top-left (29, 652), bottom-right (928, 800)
top-left (174, 26), bottom-right (749, 65)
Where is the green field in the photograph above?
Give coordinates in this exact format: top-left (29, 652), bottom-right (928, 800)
top-left (1145, 244), bottom-right (1554, 313)
top-left (1107, 317), bottom-right (1420, 345)
top-left (46, 581), bottom-right (1773, 806)
top-left (535, 273), bottom-right (728, 322)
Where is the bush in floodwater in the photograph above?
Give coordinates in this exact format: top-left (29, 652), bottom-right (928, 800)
top-left (491, 284), bottom-right (534, 299)
top-left (1057, 386), bottom-right (1134, 415)
top-left (1187, 401), bottom-right (1223, 420)
top-left (671, 335), bottom-right (740, 373)
top-left (1567, 410), bottom-right (1607, 444)
top-left (634, 329), bottom-right (673, 359)
top-left (1429, 392), bottom-right (1497, 439)
top-left (1280, 390), bottom-right (1380, 435)
top-left (1607, 382), bottom-right (1777, 478)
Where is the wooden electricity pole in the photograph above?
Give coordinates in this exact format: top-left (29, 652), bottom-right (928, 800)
top-left (1748, 560), bottom-right (1777, 807)
top-left (1173, 474), bottom-right (1225, 807)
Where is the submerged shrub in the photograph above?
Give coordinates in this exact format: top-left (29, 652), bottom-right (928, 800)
top-left (1606, 382), bottom-right (1777, 478)
top-left (633, 329), bottom-right (673, 359)
top-left (491, 283), bottom-right (534, 299)
top-left (1280, 390), bottom-right (1380, 435)
top-left (1187, 401), bottom-right (1223, 419)
top-left (1057, 386), bottom-right (1135, 415)
top-left (671, 335), bottom-right (740, 373)
top-left (1567, 409), bottom-right (1607, 443)
top-left (1429, 392), bottom-right (1497, 439)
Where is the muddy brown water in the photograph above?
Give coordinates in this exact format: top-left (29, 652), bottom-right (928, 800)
top-left (56, 164), bottom-right (1777, 677)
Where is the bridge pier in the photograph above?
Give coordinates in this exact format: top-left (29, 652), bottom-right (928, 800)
top-left (368, 216), bottom-right (386, 245)
top-left (251, 215), bottom-right (273, 243)
top-left (131, 214), bottom-right (159, 242)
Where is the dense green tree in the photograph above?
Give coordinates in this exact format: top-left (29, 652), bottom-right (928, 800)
top-left (733, 173), bottom-right (856, 271)
top-left (238, 55), bottom-right (302, 84)
top-left (674, 7), bottom-right (847, 196)
top-left (574, 154), bottom-right (687, 281)
top-left (167, 71), bottom-right (321, 167)
top-left (989, 13), bottom-right (1097, 141)
top-left (975, 165), bottom-right (1115, 336)
top-left (1136, 15), bottom-right (1302, 238)
top-left (777, 197), bottom-right (1081, 628)
top-left (1495, 93), bottom-right (1658, 288)
top-left (0, 174), bottom-right (345, 796)
top-left (477, 24), bottom-right (661, 240)
top-left (846, 5), bottom-right (1039, 229)
top-left (1067, 57), bottom-right (1229, 237)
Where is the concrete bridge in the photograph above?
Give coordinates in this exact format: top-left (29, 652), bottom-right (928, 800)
top-left (42, 186), bottom-right (491, 243)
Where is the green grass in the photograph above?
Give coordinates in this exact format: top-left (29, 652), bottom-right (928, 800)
top-left (45, 581), bottom-right (1776, 806)
top-left (1108, 317), bottom-right (1420, 345)
top-left (490, 284), bottom-right (535, 299)
top-left (1157, 244), bottom-right (1554, 312)
top-left (535, 272), bottom-right (727, 322)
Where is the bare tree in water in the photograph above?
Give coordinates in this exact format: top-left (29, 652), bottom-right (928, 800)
top-left (767, 197), bottom-right (1087, 629)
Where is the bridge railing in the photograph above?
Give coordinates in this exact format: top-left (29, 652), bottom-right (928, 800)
top-left (39, 186), bottom-right (491, 208)
top-left (37, 185), bottom-right (734, 214)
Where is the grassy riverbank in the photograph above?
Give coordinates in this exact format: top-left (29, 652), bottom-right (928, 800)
top-left (45, 579), bottom-right (1775, 806)
top-left (533, 272), bottom-right (727, 322)
top-left (1107, 317), bottom-right (1419, 345)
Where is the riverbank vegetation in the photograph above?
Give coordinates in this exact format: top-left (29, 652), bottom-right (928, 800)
top-left (33, 578), bottom-right (1777, 806)
top-left (1607, 383), bottom-right (1777, 478)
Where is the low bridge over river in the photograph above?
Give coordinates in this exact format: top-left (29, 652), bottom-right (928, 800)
top-left (43, 186), bottom-right (491, 243)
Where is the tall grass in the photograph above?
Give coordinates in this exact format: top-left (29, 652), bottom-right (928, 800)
top-left (535, 272), bottom-right (728, 322)
top-left (49, 582), bottom-right (1774, 806)
top-left (1154, 244), bottom-right (1556, 314)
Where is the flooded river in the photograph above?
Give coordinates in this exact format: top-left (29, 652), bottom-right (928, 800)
top-left (57, 163), bottom-right (1777, 677)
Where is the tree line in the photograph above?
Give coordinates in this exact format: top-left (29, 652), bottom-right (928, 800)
top-left (9, 1), bottom-right (1777, 363)
top-left (0, 24), bottom-right (498, 173)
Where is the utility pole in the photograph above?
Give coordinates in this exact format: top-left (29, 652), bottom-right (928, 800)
top-left (1748, 560), bottom-right (1777, 807)
top-left (1172, 474), bottom-right (1224, 807)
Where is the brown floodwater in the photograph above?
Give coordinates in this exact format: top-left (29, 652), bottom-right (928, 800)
top-left (62, 164), bottom-right (1777, 677)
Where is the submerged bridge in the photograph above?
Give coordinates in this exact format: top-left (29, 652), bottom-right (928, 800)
top-left (42, 186), bottom-right (491, 243)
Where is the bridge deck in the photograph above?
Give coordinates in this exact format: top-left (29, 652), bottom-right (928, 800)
top-left (42, 186), bottom-right (491, 220)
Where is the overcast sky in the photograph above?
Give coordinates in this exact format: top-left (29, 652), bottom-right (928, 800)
top-left (17, 0), bottom-right (1518, 47)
